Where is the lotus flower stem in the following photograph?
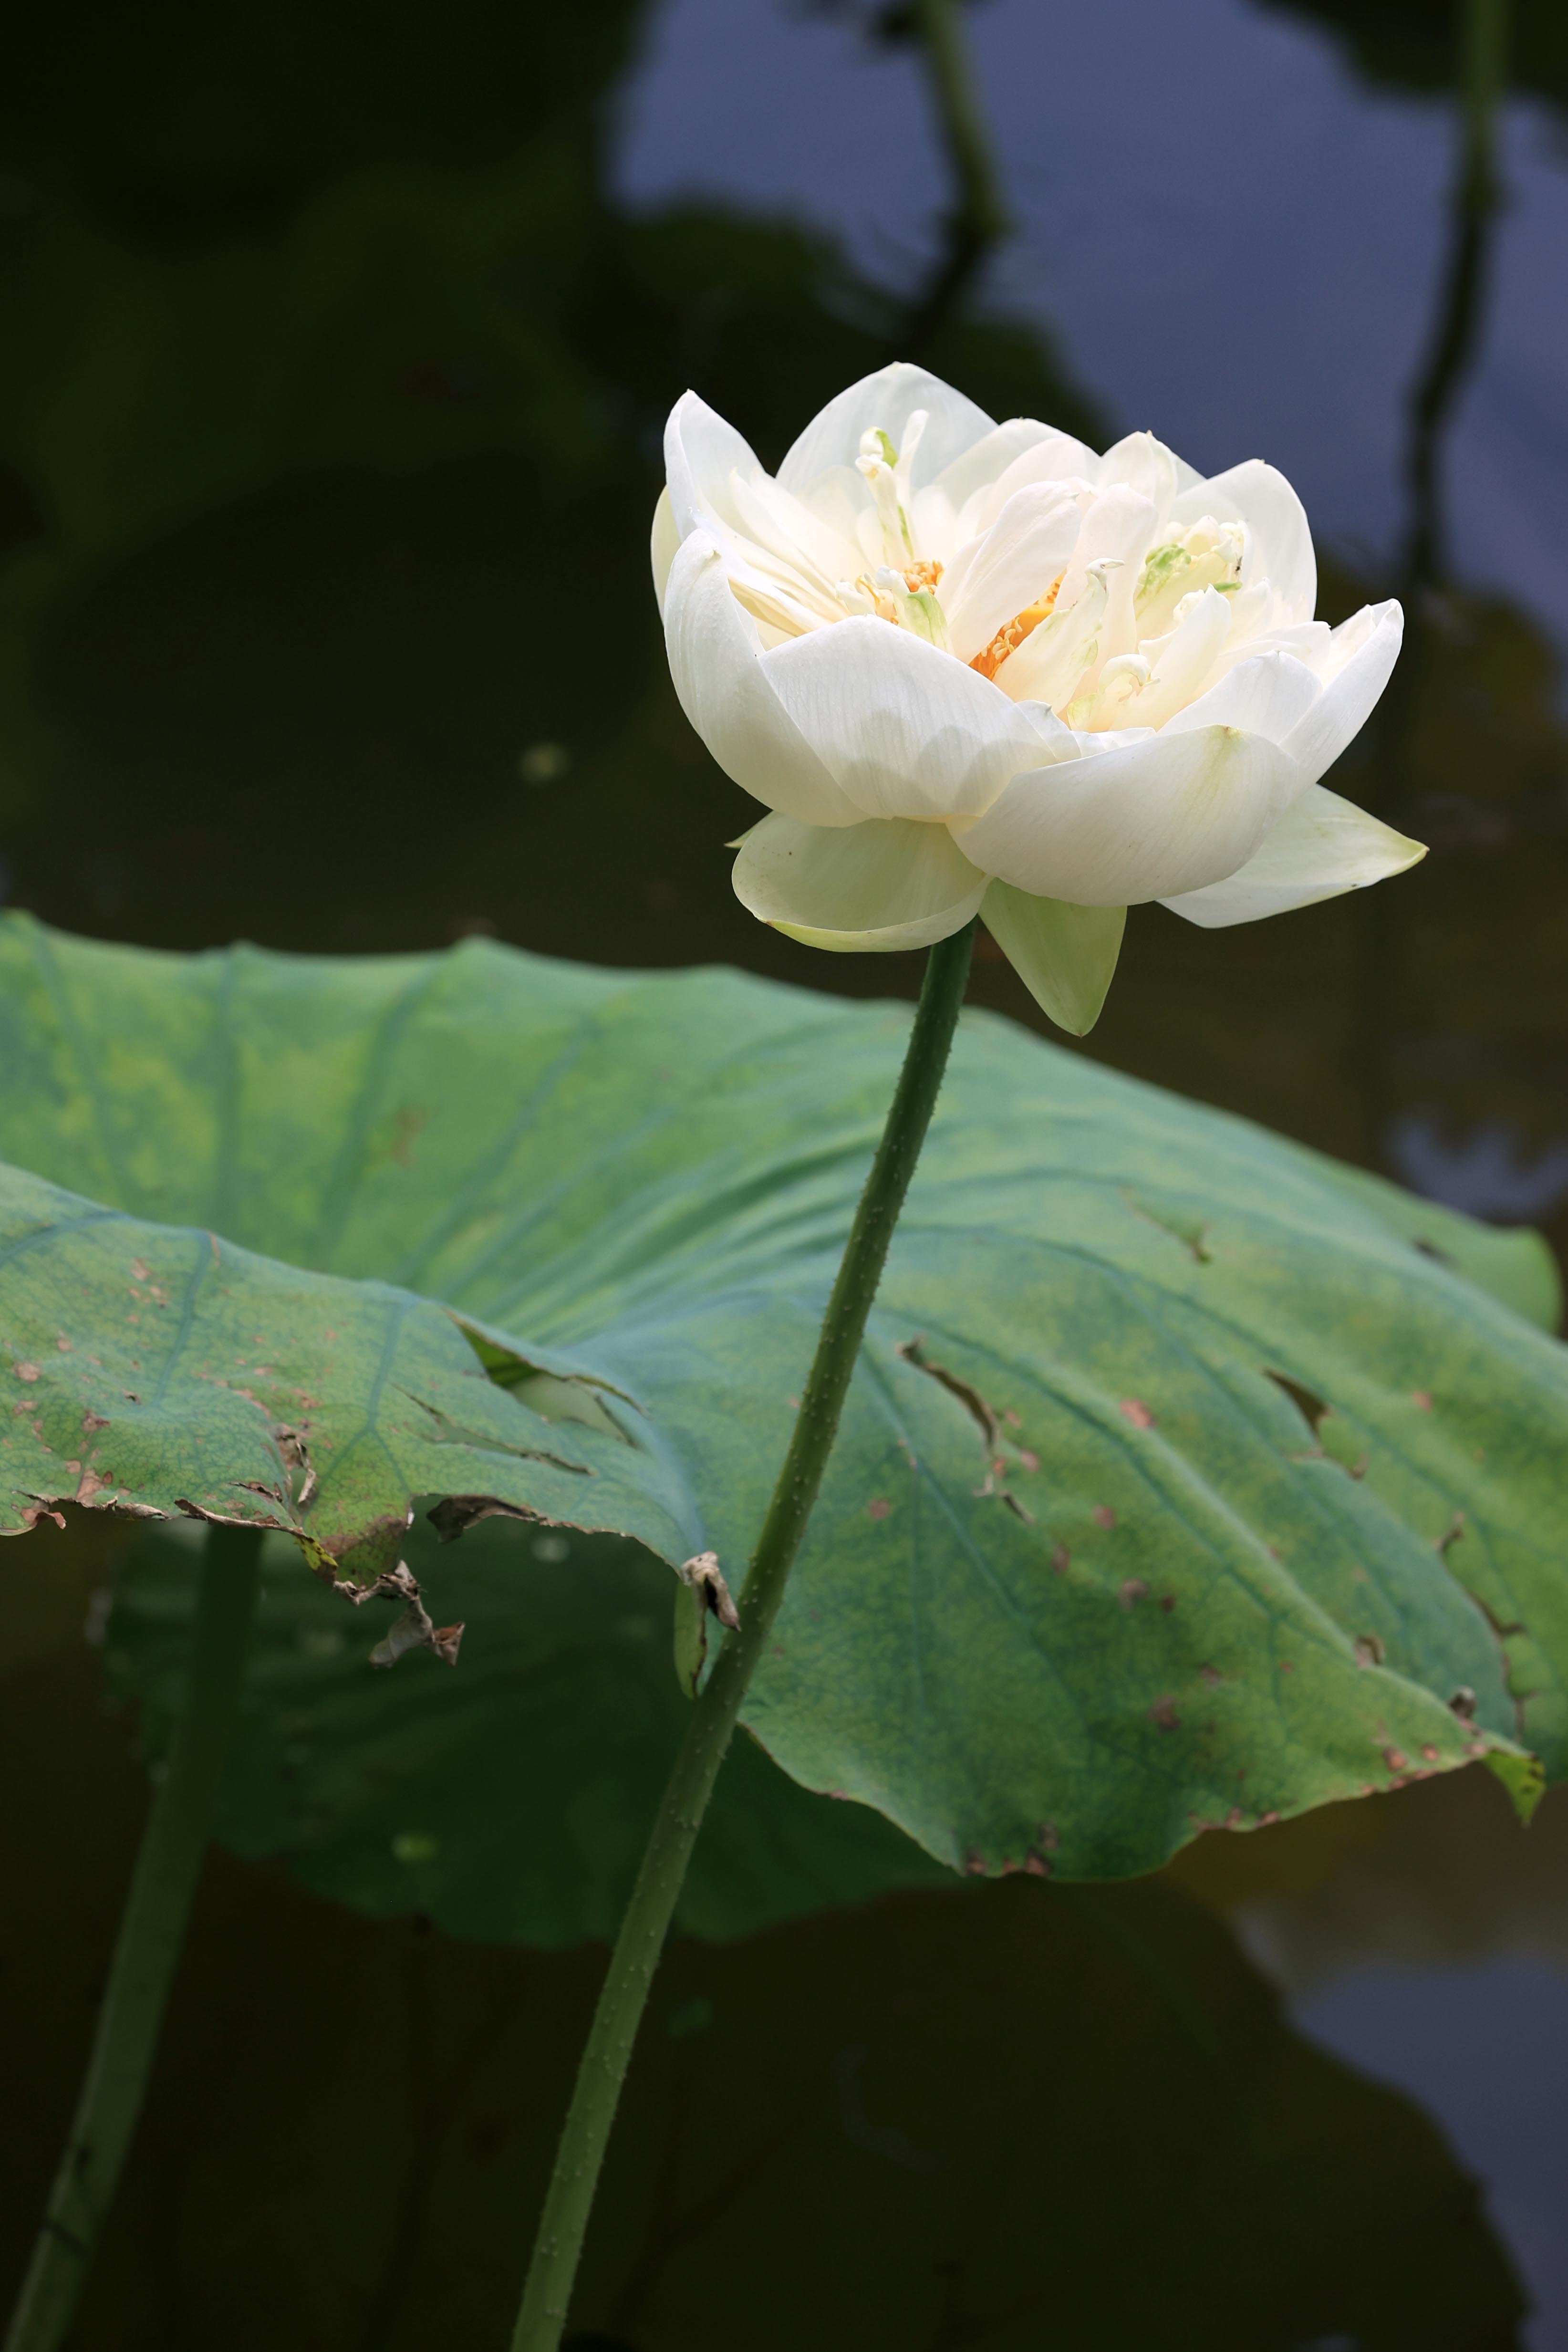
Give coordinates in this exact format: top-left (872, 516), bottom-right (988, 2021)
top-left (511, 920), bottom-right (977, 2351)
top-left (4, 1522), bottom-right (262, 2352)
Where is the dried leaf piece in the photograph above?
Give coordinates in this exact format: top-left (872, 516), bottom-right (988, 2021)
top-left (672, 1549), bottom-right (739, 1697)
top-left (363, 1561), bottom-right (465, 1670)
top-left (677, 1549), bottom-right (740, 1630)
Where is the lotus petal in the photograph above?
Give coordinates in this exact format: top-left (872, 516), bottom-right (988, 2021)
top-left (1161, 785), bottom-right (1426, 927)
top-left (956, 724), bottom-right (1302, 905)
top-left (733, 812), bottom-right (987, 950)
top-left (761, 615), bottom-right (1055, 824)
top-left (777, 363), bottom-right (996, 497)
top-left (1171, 459), bottom-right (1316, 622)
top-left (982, 883), bottom-right (1126, 1034)
top-left (664, 536), bottom-right (863, 827)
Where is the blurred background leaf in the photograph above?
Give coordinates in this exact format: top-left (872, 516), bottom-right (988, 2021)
top-left (1263, 0), bottom-right (1566, 108)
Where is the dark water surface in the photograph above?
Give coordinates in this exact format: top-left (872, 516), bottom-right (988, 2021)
top-left (1, 0), bottom-right (1566, 2342)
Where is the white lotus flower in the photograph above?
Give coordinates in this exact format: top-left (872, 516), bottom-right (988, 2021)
top-left (653, 362), bottom-right (1423, 1033)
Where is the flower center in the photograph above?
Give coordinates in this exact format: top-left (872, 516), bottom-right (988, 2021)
top-left (969, 578), bottom-right (1064, 682)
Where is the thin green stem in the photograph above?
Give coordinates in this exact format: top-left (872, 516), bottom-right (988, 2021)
top-left (511, 920), bottom-right (977, 2352)
top-left (4, 1521), bottom-right (263, 2352)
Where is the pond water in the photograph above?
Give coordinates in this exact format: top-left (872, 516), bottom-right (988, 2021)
top-left (1, 0), bottom-right (1566, 2343)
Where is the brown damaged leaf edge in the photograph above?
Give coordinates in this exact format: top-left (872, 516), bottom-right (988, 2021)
top-left (4, 1272), bottom-right (684, 1658)
top-left (426, 1493), bottom-right (553, 1541)
top-left (896, 1333), bottom-right (1002, 1448)
top-left (1262, 1381), bottom-right (1543, 1800)
top-left (895, 1335), bottom-right (1038, 1521)
top-left (361, 1561), bottom-right (465, 1668)
top-left (1424, 1504), bottom-right (1541, 1760)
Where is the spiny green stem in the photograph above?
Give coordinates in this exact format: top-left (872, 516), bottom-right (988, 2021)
top-left (511, 921), bottom-right (976, 2352)
top-left (4, 1521), bottom-right (263, 2352)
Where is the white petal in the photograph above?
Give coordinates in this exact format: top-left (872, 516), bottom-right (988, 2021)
top-left (664, 390), bottom-right (768, 539)
top-left (983, 700), bottom-right (1153, 764)
top-left (662, 395), bottom-right (842, 637)
top-left (955, 723), bottom-right (1303, 905)
top-left (777, 364), bottom-right (996, 497)
top-left (1055, 487), bottom-right (1158, 670)
top-left (733, 812), bottom-right (987, 951)
top-left (909, 482), bottom-right (960, 567)
top-left (1212, 615), bottom-right (1331, 674)
top-left (992, 564), bottom-right (1111, 708)
top-left (1160, 785), bottom-right (1426, 927)
top-left (1171, 460), bottom-right (1316, 621)
top-left (651, 487), bottom-right (679, 614)
top-left (1121, 584), bottom-right (1234, 730)
top-left (981, 882), bottom-right (1125, 1034)
top-left (707, 516), bottom-right (835, 640)
top-left (760, 616), bottom-right (1054, 823)
top-left (940, 486), bottom-right (1083, 663)
top-left (1162, 647), bottom-right (1323, 755)
top-left (959, 428), bottom-right (1101, 536)
top-left (725, 469), bottom-right (861, 617)
top-left (729, 468), bottom-right (862, 584)
top-left (931, 419), bottom-right (1060, 517)
top-left (663, 535), bottom-right (865, 828)
top-left (1277, 601), bottom-right (1403, 785)
top-left (1099, 430), bottom-right (1184, 526)
top-left (798, 462), bottom-right (875, 543)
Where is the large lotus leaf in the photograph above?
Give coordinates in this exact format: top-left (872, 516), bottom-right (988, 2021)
top-left (1, 911), bottom-right (1566, 1886)
top-left (105, 1516), bottom-right (952, 1944)
top-left (0, 1154), bottom-right (704, 1581)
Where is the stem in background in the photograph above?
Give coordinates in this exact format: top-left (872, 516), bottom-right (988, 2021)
top-left (4, 1522), bottom-right (263, 2352)
top-left (1352, 0), bottom-right (1510, 1165)
top-left (904, 0), bottom-right (1011, 352)
top-left (510, 920), bottom-right (977, 2352)
top-left (1401, 0), bottom-right (1508, 593)
top-left (1462, 0), bottom-right (1507, 210)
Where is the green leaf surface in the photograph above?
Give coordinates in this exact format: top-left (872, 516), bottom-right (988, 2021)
top-left (2, 912), bottom-right (1567, 1887)
top-left (0, 1155), bottom-right (700, 1584)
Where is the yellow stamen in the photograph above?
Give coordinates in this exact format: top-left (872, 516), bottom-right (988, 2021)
top-left (902, 560), bottom-right (944, 593)
top-left (969, 575), bottom-right (1063, 681)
